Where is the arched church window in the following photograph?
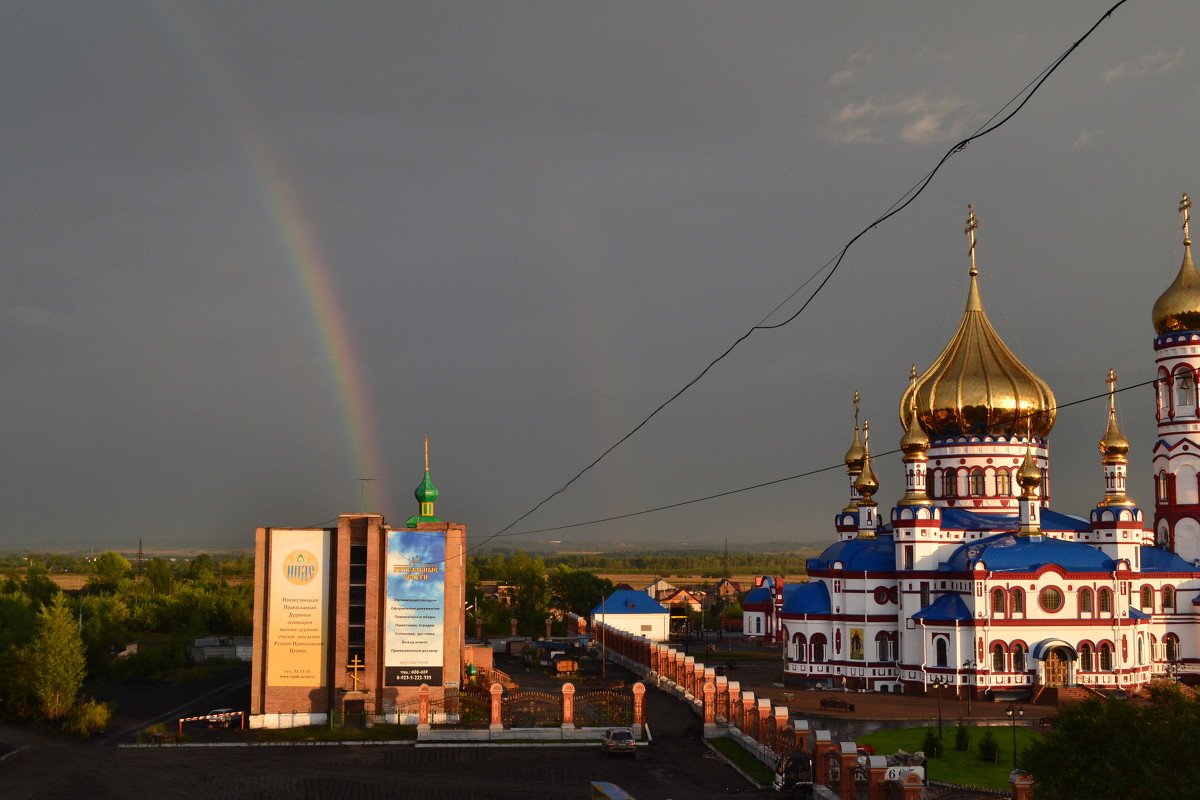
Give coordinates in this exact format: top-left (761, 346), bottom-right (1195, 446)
top-left (793, 632), bottom-right (807, 663)
top-left (1175, 369), bottom-right (1194, 408)
top-left (1079, 643), bottom-right (1093, 671)
top-left (1158, 374), bottom-right (1169, 417)
top-left (1079, 587), bottom-right (1093, 615)
top-left (1012, 643), bottom-right (1026, 672)
top-left (1098, 588), bottom-right (1112, 614)
top-left (942, 470), bottom-right (957, 497)
top-left (1165, 634), bottom-right (1179, 663)
top-left (811, 634), bottom-right (827, 663)
top-left (756, 617), bottom-right (762, 634)
top-left (991, 588), bottom-right (1005, 615)
top-left (996, 469), bottom-right (1012, 496)
top-left (1163, 585), bottom-right (1176, 610)
top-left (1140, 585), bottom-right (1154, 612)
top-left (1099, 643), bottom-right (1113, 671)
top-left (991, 643), bottom-right (1005, 672)
top-left (935, 637), bottom-right (949, 667)
top-left (1011, 588), bottom-right (1025, 615)
top-left (1157, 473), bottom-right (1169, 503)
top-left (1138, 636), bottom-right (1144, 665)
top-left (969, 468), bottom-right (985, 496)
top-left (876, 632), bottom-right (890, 662)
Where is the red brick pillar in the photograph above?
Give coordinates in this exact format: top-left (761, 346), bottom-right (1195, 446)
top-left (900, 772), bottom-right (924, 800)
top-left (546, 618), bottom-right (553, 639)
top-left (418, 684), bottom-right (431, 728)
top-left (1010, 770), bottom-right (1034, 800)
top-left (741, 692), bottom-right (756, 734)
top-left (755, 699), bottom-right (772, 744)
top-left (838, 742), bottom-right (857, 800)
top-left (489, 682), bottom-right (504, 731)
top-left (773, 705), bottom-right (789, 741)
top-left (867, 755), bottom-right (888, 800)
top-left (632, 682), bottom-right (646, 736)
top-left (714, 676), bottom-right (728, 721)
top-left (702, 681), bottom-right (716, 725)
top-left (510, 618), bottom-right (518, 637)
top-left (684, 656), bottom-right (696, 695)
top-left (813, 733), bottom-right (834, 785)
top-left (674, 652), bottom-right (686, 686)
top-left (561, 682), bottom-right (575, 730)
top-left (692, 663), bottom-right (705, 699)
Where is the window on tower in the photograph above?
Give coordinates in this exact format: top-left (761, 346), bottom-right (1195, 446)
top-left (942, 470), bottom-right (957, 497)
top-left (1175, 369), bottom-right (1194, 409)
top-left (996, 469), bottom-right (1012, 496)
top-left (969, 468), bottom-right (985, 496)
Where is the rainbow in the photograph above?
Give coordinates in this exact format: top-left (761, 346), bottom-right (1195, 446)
top-left (162, 6), bottom-right (389, 514)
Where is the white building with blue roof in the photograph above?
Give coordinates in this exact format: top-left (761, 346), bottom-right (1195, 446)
top-left (777, 203), bottom-right (1200, 697)
top-left (592, 589), bottom-right (671, 642)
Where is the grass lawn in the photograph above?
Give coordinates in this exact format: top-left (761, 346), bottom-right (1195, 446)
top-left (857, 725), bottom-right (1042, 791)
top-left (709, 737), bottom-right (777, 785)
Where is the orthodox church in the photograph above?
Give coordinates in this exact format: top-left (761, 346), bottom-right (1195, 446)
top-left (750, 199), bottom-right (1200, 696)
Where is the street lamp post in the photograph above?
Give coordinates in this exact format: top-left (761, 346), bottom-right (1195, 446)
top-left (962, 660), bottom-right (977, 716)
top-left (1006, 702), bottom-right (1024, 771)
top-left (933, 676), bottom-right (947, 739)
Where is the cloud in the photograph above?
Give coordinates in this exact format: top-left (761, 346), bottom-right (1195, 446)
top-left (1102, 46), bottom-right (1186, 83)
top-left (1072, 129), bottom-right (1099, 148)
top-left (828, 92), bottom-right (976, 145)
top-left (829, 49), bottom-right (871, 87)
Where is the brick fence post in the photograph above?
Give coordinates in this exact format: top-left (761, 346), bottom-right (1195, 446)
top-left (755, 699), bottom-right (772, 744)
top-left (741, 692), bottom-right (756, 735)
top-left (702, 681), bottom-right (716, 728)
top-left (417, 684), bottom-right (430, 729)
top-left (692, 663), bottom-right (705, 700)
top-left (790, 719), bottom-right (810, 754)
top-left (900, 771), bottom-right (923, 800)
top-left (838, 741), bottom-right (857, 800)
top-left (632, 682), bottom-right (645, 737)
top-left (812, 731), bottom-right (834, 785)
top-left (867, 754), bottom-right (888, 800)
top-left (1010, 770), bottom-right (1034, 800)
top-left (684, 656), bottom-right (696, 695)
top-left (773, 705), bottom-right (789, 744)
top-left (489, 682), bottom-right (504, 731)
top-left (561, 682), bottom-right (575, 730)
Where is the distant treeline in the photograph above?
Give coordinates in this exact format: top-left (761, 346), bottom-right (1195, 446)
top-left (474, 549), bottom-right (816, 578)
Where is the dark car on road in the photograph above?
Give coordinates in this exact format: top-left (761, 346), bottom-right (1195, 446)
top-left (601, 728), bottom-right (637, 757)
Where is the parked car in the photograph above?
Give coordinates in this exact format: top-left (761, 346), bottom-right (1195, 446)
top-left (600, 728), bottom-right (637, 757)
top-left (205, 708), bottom-right (236, 728)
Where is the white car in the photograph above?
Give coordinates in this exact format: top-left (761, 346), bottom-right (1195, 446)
top-left (205, 708), bottom-right (236, 728)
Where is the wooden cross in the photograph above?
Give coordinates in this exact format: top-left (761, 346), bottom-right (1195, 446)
top-left (347, 655), bottom-right (365, 692)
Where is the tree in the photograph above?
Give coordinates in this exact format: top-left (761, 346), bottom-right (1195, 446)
top-left (548, 565), bottom-right (611, 616)
top-left (1022, 683), bottom-right (1200, 800)
top-left (503, 552), bottom-right (548, 633)
top-left (88, 551), bottom-right (131, 591)
top-left (143, 558), bottom-right (173, 595)
top-left (21, 595), bottom-right (86, 721)
top-left (187, 553), bottom-right (215, 583)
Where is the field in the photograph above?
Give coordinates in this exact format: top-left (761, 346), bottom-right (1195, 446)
top-left (858, 725), bottom-right (1042, 790)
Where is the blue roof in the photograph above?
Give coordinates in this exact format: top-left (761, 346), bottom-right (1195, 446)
top-left (1129, 607), bottom-right (1150, 620)
top-left (911, 593), bottom-right (972, 621)
top-left (939, 507), bottom-right (1092, 533)
top-left (808, 534), bottom-right (896, 573)
top-left (744, 582), bottom-right (802, 606)
top-left (1139, 546), bottom-right (1200, 573)
top-left (941, 533), bottom-right (1115, 573)
top-left (591, 590), bottom-right (668, 616)
top-left (781, 582), bottom-right (831, 615)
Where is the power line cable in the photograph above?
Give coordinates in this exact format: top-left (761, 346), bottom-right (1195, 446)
top-left (473, 375), bottom-right (1158, 543)
top-left (474, 0), bottom-right (1133, 553)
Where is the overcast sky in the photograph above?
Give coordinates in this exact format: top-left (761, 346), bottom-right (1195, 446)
top-left (4, 2), bottom-right (1198, 553)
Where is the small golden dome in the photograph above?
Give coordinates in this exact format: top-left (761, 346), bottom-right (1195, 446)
top-left (900, 366), bottom-right (930, 456)
top-left (900, 207), bottom-right (1056, 440)
top-left (1151, 193), bottom-right (1200, 334)
top-left (855, 421), bottom-right (879, 499)
top-left (1017, 446), bottom-right (1042, 495)
top-left (844, 391), bottom-right (866, 470)
top-left (1098, 369), bottom-right (1130, 462)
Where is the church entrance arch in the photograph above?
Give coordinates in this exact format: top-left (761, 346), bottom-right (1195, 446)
top-left (1033, 640), bottom-right (1075, 687)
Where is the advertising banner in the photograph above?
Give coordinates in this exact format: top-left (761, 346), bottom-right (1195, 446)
top-left (385, 530), bottom-right (446, 686)
top-left (267, 529), bottom-right (329, 686)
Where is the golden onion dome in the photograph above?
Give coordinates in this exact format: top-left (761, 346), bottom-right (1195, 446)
top-left (899, 207), bottom-right (1056, 440)
top-left (1151, 193), bottom-right (1200, 334)
top-left (844, 391), bottom-right (866, 471)
top-left (855, 421), bottom-right (879, 499)
top-left (1098, 368), bottom-right (1130, 462)
top-left (1017, 445), bottom-right (1043, 495)
top-left (899, 366), bottom-right (930, 456)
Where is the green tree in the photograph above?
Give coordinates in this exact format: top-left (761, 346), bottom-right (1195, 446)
top-left (143, 558), bottom-right (173, 595)
top-left (88, 551), bottom-right (131, 591)
top-left (548, 565), bottom-right (611, 616)
top-left (21, 595), bottom-right (86, 721)
top-left (187, 553), bottom-right (215, 583)
top-left (1022, 683), bottom-right (1200, 800)
top-left (503, 551), bottom-right (548, 633)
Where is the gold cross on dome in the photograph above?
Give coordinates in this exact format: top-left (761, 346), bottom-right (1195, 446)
top-left (1181, 193), bottom-right (1193, 246)
top-left (965, 204), bottom-right (980, 276)
top-left (1107, 368), bottom-right (1118, 414)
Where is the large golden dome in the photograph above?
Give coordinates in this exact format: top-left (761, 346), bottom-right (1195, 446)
top-left (899, 208), bottom-right (1056, 440)
top-left (1151, 194), bottom-right (1200, 334)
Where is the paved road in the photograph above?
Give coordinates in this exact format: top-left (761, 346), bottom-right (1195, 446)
top-left (0, 668), bottom-right (757, 799)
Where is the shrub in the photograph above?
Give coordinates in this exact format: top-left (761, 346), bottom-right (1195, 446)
top-left (955, 719), bottom-right (971, 752)
top-left (63, 699), bottom-right (112, 739)
top-left (979, 728), bottom-right (1000, 763)
top-left (922, 728), bottom-right (942, 758)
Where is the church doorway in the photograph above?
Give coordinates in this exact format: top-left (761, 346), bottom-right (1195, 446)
top-left (1044, 647), bottom-right (1071, 687)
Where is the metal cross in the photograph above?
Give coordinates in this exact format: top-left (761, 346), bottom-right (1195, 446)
top-left (965, 204), bottom-right (980, 275)
top-left (347, 655), bottom-right (365, 692)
